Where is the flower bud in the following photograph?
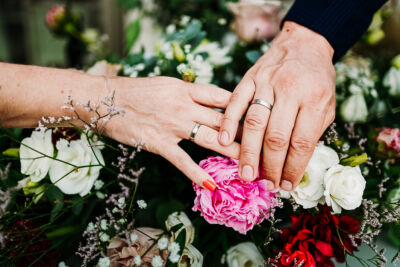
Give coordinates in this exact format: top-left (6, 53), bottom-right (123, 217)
top-left (340, 93), bottom-right (368, 123)
top-left (383, 66), bottom-right (400, 97)
top-left (173, 43), bottom-right (186, 62)
top-left (45, 5), bottom-right (66, 30)
top-left (182, 69), bottom-right (196, 83)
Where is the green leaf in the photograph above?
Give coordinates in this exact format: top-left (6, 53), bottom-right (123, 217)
top-left (245, 51), bottom-right (262, 64)
top-left (125, 18), bottom-right (141, 53)
top-left (389, 224), bottom-right (400, 248)
top-left (46, 225), bottom-right (82, 238)
top-left (340, 153), bottom-right (368, 167)
top-left (169, 223), bottom-right (184, 233)
top-left (50, 201), bottom-right (64, 222)
top-left (71, 196), bottom-right (83, 216)
top-left (45, 186), bottom-right (64, 204)
top-left (2, 148), bottom-right (19, 158)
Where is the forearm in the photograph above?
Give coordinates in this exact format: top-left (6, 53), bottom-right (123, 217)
top-left (0, 62), bottom-right (107, 128)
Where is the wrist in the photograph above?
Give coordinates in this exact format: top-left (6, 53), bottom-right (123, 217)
top-left (274, 21), bottom-right (334, 60)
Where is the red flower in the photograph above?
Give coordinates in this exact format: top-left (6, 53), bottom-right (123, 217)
top-left (5, 220), bottom-right (58, 267)
top-left (272, 205), bottom-right (360, 266)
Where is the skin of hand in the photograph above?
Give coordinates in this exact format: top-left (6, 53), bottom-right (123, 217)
top-left (0, 63), bottom-right (240, 190)
top-left (218, 21), bottom-right (336, 191)
top-left (106, 76), bottom-right (240, 189)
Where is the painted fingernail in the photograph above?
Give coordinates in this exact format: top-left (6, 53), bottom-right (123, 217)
top-left (266, 180), bottom-right (275, 191)
top-left (220, 131), bottom-right (229, 145)
top-left (281, 180), bottom-right (293, 191)
top-left (241, 165), bottom-right (253, 180)
top-left (203, 179), bottom-right (216, 191)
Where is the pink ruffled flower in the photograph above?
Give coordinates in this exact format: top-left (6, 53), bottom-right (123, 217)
top-left (377, 127), bottom-right (400, 152)
top-left (45, 5), bottom-right (66, 30)
top-left (192, 156), bottom-right (277, 234)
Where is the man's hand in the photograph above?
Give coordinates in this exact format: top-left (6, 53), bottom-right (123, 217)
top-left (218, 21), bottom-right (336, 191)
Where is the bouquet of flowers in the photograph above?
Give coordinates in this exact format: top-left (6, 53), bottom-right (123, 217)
top-left (1, 4), bottom-right (400, 267)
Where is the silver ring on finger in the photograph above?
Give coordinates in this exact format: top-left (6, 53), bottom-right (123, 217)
top-left (189, 123), bottom-right (202, 142)
top-left (251, 98), bottom-right (273, 111)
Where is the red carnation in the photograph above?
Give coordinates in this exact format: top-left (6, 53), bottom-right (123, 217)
top-left (272, 205), bottom-right (360, 267)
top-left (5, 220), bottom-right (58, 267)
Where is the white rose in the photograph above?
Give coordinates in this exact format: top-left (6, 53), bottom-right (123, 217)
top-left (340, 93), bottom-right (368, 123)
top-left (178, 244), bottom-right (203, 267)
top-left (20, 129), bottom-right (54, 182)
top-left (226, 242), bottom-right (264, 267)
top-left (383, 66), bottom-right (400, 97)
top-left (194, 42), bottom-right (232, 67)
top-left (323, 165), bottom-right (366, 213)
top-left (279, 143), bottom-right (339, 208)
top-left (165, 211), bottom-right (195, 245)
top-left (49, 134), bottom-right (104, 196)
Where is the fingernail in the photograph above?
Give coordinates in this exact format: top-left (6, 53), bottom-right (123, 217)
top-left (220, 131), bottom-right (229, 145)
top-left (241, 165), bottom-right (253, 180)
top-left (281, 180), bottom-right (292, 191)
top-left (203, 179), bottom-right (216, 191)
top-left (266, 180), bottom-right (275, 191)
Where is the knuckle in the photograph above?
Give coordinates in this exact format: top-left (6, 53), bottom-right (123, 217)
top-left (201, 128), bottom-right (216, 146)
top-left (244, 113), bottom-right (267, 130)
top-left (213, 113), bottom-right (223, 127)
top-left (241, 148), bottom-right (258, 162)
top-left (265, 130), bottom-right (290, 150)
top-left (290, 136), bottom-right (314, 152)
top-left (229, 91), bottom-right (242, 104)
top-left (210, 88), bottom-right (227, 106)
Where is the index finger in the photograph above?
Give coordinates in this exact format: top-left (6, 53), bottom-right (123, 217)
top-left (160, 144), bottom-right (217, 191)
top-left (218, 77), bottom-right (256, 146)
top-left (189, 84), bottom-right (232, 108)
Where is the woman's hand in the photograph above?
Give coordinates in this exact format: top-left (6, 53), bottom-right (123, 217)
top-left (218, 21), bottom-right (336, 191)
top-left (107, 76), bottom-right (240, 190)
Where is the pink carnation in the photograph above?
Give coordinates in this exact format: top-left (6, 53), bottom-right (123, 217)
top-left (192, 156), bottom-right (277, 234)
top-left (377, 127), bottom-right (400, 152)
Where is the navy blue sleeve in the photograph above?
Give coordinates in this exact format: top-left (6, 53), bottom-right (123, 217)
top-left (283, 0), bottom-right (387, 62)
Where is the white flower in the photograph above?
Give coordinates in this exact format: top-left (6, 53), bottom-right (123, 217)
top-left (383, 66), bottom-right (400, 97)
top-left (340, 93), bottom-right (368, 123)
top-left (279, 143), bottom-right (339, 208)
top-left (179, 244), bottom-right (203, 267)
top-left (169, 252), bottom-right (181, 263)
top-left (99, 232), bottom-right (110, 242)
top-left (87, 222), bottom-right (95, 231)
top-left (118, 197), bottom-right (126, 208)
top-left (166, 24), bottom-right (176, 34)
top-left (130, 233), bottom-right (138, 243)
top-left (165, 211), bottom-right (195, 245)
top-left (168, 242), bottom-right (180, 254)
top-left (134, 255), bottom-right (142, 266)
top-left (100, 219), bottom-right (108, 230)
top-left (157, 237), bottom-right (169, 250)
top-left (93, 179), bottom-right (104, 190)
top-left (58, 261), bottom-right (68, 267)
top-left (97, 257), bottom-right (110, 267)
top-left (323, 165), bottom-right (366, 213)
top-left (185, 54), bottom-right (214, 84)
top-left (194, 42), bottom-right (232, 67)
top-left (226, 242), bottom-right (264, 267)
top-left (180, 15), bottom-right (191, 26)
top-left (20, 129), bottom-right (54, 182)
top-left (137, 199), bottom-right (147, 209)
top-left (96, 191), bottom-right (106, 199)
top-left (49, 134), bottom-right (104, 196)
top-left (151, 255), bottom-right (164, 267)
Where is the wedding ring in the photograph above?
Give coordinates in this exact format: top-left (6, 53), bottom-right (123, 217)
top-left (251, 99), bottom-right (273, 111)
top-left (189, 123), bottom-right (201, 142)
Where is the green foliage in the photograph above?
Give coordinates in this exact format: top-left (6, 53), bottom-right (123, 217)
top-left (340, 153), bottom-right (368, 167)
top-left (45, 186), bottom-right (64, 222)
top-left (125, 18), bottom-right (141, 53)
